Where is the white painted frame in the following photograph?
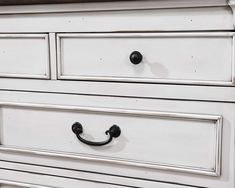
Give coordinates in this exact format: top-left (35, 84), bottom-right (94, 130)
top-left (0, 102), bottom-right (223, 177)
top-left (0, 0), bottom-right (228, 15)
top-left (0, 160), bottom-right (200, 188)
top-left (57, 32), bottom-right (235, 86)
top-left (0, 34), bottom-right (50, 79)
top-left (0, 167), bottom-right (195, 188)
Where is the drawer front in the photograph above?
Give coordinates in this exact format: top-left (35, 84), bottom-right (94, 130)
top-left (0, 34), bottom-right (49, 79)
top-left (57, 32), bottom-right (234, 85)
top-left (0, 167), bottom-right (194, 188)
top-left (0, 181), bottom-right (126, 188)
top-left (0, 103), bottom-right (222, 177)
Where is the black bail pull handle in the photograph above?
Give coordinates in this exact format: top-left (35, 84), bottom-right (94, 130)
top-left (72, 122), bottom-right (121, 146)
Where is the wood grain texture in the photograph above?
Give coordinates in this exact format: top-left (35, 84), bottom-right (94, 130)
top-left (0, 0), bottom-right (139, 6)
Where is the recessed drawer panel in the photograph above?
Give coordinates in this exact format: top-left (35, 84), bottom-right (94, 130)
top-left (0, 34), bottom-right (50, 79)
top-left (0, 104), bottom-right (222, 177)
top-left (57, 32), bottom-right (234, 85)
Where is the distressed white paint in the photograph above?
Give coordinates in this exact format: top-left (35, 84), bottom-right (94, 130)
top-left (0, 7), bottom-right (232, 33)
top-left (0, 0), bottom-right (229, 15)
top-left (1, 186), bottom-right (25, 188)
top-left (1, 78), bottom-right (235, 102)
top-left (0, 174), bottom-right (132, 188)
top-left (0, 160), bottom-right (208, 188)
top-left (229, 0), bottom-right (235, 27)
top-left (0, 92), bottom-right (233, 188)
top-left (0, 1), bottom-right (234, 188)
top-left (0, 160), bottom-right (200, 188)
top-left (49, 33), bottom-right (57, 80)
top-left (0, 104), bottom-right (222, 176)
top-left (57, 32), bottom-right (234, 85)
top-left (0, 34), bottom-right (50, 79)
top-left (0, 170), bottom-right (193, 188)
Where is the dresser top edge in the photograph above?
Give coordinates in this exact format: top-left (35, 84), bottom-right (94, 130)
top-left (0, 0), bottom-right (231, 15)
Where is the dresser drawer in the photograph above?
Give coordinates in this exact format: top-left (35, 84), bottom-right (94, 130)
top-left (0, 103), bottom-right (222, 177)
top-left (57, 32), bottom-right (234, 85)
top-left (0, 166), bottom-right (196, 188)
top-left (1, 184), bottom-right (126, 188)
top-left (0, 170), bottom-right (130, 188)
top-left (0, 34), bottom-right (50, 79)
top-left (0, 180), bottom-right (128, 188)
top-left (0, 92), bottom-right (233, 188)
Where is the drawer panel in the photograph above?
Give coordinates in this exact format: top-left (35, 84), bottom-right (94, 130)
top-left (0, 103), bottom-right (222, 176)
top-left (57, 32), bottom-right (234, 85)
top-left (0, 34), bottom-right (49, 79)
top-left (0, 167), bottom-right (194, 188)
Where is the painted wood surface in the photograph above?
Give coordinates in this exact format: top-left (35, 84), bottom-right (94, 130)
top-left (0, 161), bottom-right (198, 188)
top-left (0, 169), bottom-right (193, 188)
top-left (0, 0), bottom-right (139, 6)
top-left (0, 104), bottom-right (222, 176)
top-left (0, 175), bottom-right (131, 188)
top-left (0, 92), bottom-right (233, 188)
top-left (0, 0), bottom-right (230, 15)
top-left (0, 7), bottom-right (232, 31)
top-left (0, 1), bottom-right (234, 188)
top-left (1, 78), bottom-right (235, 102)
top-left (0, 34), bottom-right (50, 79)
top-left (1, 186), bottom-right (24, 188)
top-left (57, 32), bottom-right (234, 85)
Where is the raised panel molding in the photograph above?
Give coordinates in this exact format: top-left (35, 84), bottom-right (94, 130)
top-left (57, 32), bottom-right (235, 86)
top-left (0, 34), bottom-right (50, 79)
top-left (0, 102), bottom-right (223, 177)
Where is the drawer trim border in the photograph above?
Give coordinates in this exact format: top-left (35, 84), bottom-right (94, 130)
top-left (0, 102), bottom-right (223, 177)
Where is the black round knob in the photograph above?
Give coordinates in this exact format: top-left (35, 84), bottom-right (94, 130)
top-left (129, 51), bottom-right (143, 65)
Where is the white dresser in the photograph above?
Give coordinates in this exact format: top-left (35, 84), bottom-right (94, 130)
top-left (0, 0), bottom-right (234, 187)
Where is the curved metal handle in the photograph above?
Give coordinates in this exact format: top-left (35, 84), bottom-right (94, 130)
top-left (72, 122), bottom-right (121, 146)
